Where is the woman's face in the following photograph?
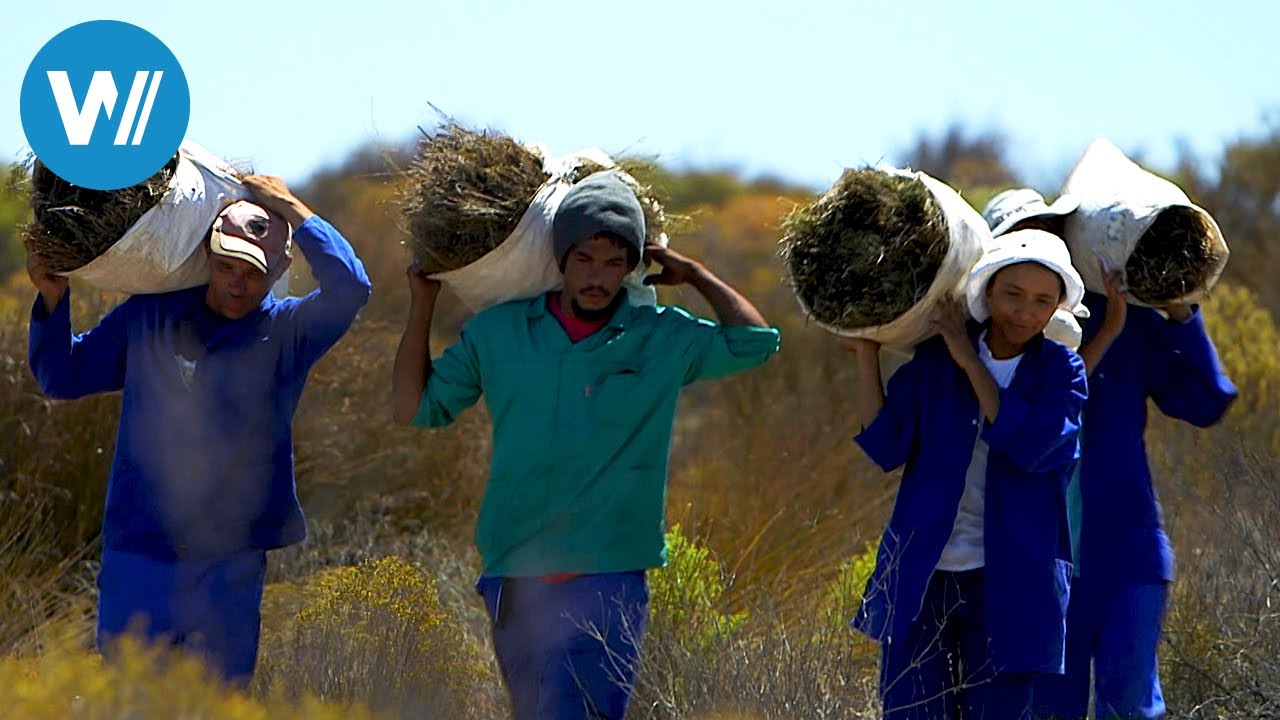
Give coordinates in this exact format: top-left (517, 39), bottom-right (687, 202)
top-left (985, 262), bottom-right (1063, 349)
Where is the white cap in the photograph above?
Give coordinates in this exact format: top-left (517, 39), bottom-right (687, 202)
top-left (209, 201), bottom-right (291, 275)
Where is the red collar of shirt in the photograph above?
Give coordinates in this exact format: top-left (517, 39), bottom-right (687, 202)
top-left (547, 292), bottom-right (608, 343)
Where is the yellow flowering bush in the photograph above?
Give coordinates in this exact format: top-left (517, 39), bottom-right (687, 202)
top-left (0, 634), bottom-right (370, 720)
top-left (255, 555), bottom-right (497, 718)
top-left (1199, 284), bottom-right (1280, 451)
top-left (1147, 284), bottom-right (1280, 502)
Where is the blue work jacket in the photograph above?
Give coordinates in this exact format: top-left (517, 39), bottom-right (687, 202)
top-left (1076, 292), bottom-right (1237, 584)
top-left (28, 216), bottom-right (371, 560)
top-left (854, 325), bottom-right (1086, 674)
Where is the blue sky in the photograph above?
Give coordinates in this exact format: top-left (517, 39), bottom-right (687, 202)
top-left (5, 0), bottom-right (1277, 191)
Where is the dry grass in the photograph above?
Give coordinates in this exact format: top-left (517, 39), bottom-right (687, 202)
top-left (0, 491), bottom-right (96, 656)
top-left (630, 603), bottom-right (880, 720)
top-left (1141, 286), bottom-right (1280, 717)
top-left (1158, 448), bottom-right (1280, 719)
top-left (1127, 206), bottom-right (1221, 304)
top-left (22, 157), bottom-right (177, 272)
top-left (632, 531), bottom-right (881, 719)
top-left (400, 124), bottom-right (547, 274)
top-left (287, 317), bottom-right (493, 529)
top-left (780, 168), bottom-right (948, 330)
top-left (0, 298), bottom-right (117, 657)
top-left (400, 123), bottom-right (673, 275)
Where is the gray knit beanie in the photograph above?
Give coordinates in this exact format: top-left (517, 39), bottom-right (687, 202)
top-left (552, 171), bottom-right (645, 268)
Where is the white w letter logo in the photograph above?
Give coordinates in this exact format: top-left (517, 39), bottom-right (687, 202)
top-left (46, 70), bottom-right (164, 146)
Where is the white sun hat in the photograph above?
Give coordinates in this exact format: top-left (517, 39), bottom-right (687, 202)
top-left (966, 229), bottom-right (1089, 324)
top-left (982, 188), bottom-right (1080, 238)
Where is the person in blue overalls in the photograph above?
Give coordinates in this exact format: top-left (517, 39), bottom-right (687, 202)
top-left (26, 176), bottom-right (371, 685)
top-left (842, 228), bottom-right (1089, 719)
top-left (984, 191), bottom-right (1241, 720)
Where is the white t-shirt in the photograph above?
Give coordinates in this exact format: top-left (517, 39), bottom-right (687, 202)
top-left (935, 332), bottom-right (1023, 572)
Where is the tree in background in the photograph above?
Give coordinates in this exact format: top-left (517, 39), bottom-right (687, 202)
top-left (901, 123), bottom-right (1021, 200)
top-left (1177, 117), bottom-right (1280, 313)
top-left (0, 168), bottom-right (29, 279)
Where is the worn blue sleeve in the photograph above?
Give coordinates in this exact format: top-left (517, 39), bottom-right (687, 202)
top-left (278, 215), bottom-right (372, 369)
top-left (1146, 306), bottom-right (1238, 427)
top-left (412, 322), bottom-right (484, 428)
top-left (664, 307), bottom-right (780, 384)
top-left (854, 352), bottom-right (921, 473)
top-left (982, 346), bottom-right (1087, 474)
top-left (28, 290), bottom-right (129, 399)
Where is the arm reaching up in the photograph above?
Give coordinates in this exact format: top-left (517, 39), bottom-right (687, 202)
top-left (391, 263), bottom-right (443, 425)
top-left (644, 244), bottom-right (768, 328)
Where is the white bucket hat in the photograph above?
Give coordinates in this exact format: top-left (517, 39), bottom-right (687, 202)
top-left (966, 229), bottom-right (1089, 324)
top-left (982, 188), bottom-right (1079, 238)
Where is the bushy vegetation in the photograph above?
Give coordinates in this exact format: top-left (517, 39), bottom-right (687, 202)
top-left (3, 122), bottom-right (1279, 717)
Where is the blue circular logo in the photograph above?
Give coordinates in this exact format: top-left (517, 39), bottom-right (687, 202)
top-left (20, 20), bottom-right (189, 191)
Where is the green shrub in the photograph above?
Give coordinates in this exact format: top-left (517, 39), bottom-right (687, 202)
top-left (819, 542), bottom-right (878, 634)
top-left (648, 525), bottom-right (747, 651)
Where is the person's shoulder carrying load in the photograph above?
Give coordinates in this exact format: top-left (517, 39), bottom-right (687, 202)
top-left (22, 142), bottom-right (254, 295)
top-left (397, 123), bottom-right (671, 313)
top-left (1062, 138), bottom-right (1229, 306)
top-left (779, 165), bottom-right (989, 351)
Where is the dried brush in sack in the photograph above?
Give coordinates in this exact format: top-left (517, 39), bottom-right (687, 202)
top-left (781, 168), bottom-right (949, 330)
top-left (22, 155), bottom-right (179, 273)
top-left (1125, 206), bottom-right (1221, 304)
top-left (400, 123), bottom-right (669, 274)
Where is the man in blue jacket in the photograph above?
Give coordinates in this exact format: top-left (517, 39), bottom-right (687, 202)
top-left (26, 175), bottom-right (371, 685)
top-left (1035, 287), bottom-right (1237, 719)
top-left (985, 189), bottom-right (1239, 720)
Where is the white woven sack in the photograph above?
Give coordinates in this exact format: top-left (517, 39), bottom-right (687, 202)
top-left (792, 167), bottom-right (990, 350)
top-left (431, 146), bottom-right (667, 313)
top-left (1061, 138), bottom-right (1227, 306)
top-left (64, 142), bottom-right (250, 294)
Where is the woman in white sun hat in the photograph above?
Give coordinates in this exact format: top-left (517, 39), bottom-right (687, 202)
top-left (841, 228), bottom-right (1088, 719)
top-left (966, 227), bottom-right (1088, 334)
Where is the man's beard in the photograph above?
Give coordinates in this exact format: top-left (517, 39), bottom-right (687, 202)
top-left (571, 290), bottom-right (622, 322)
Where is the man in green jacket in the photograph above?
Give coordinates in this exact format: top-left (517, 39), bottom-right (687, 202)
top-left (391, 171), bottom-right (779, 720)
